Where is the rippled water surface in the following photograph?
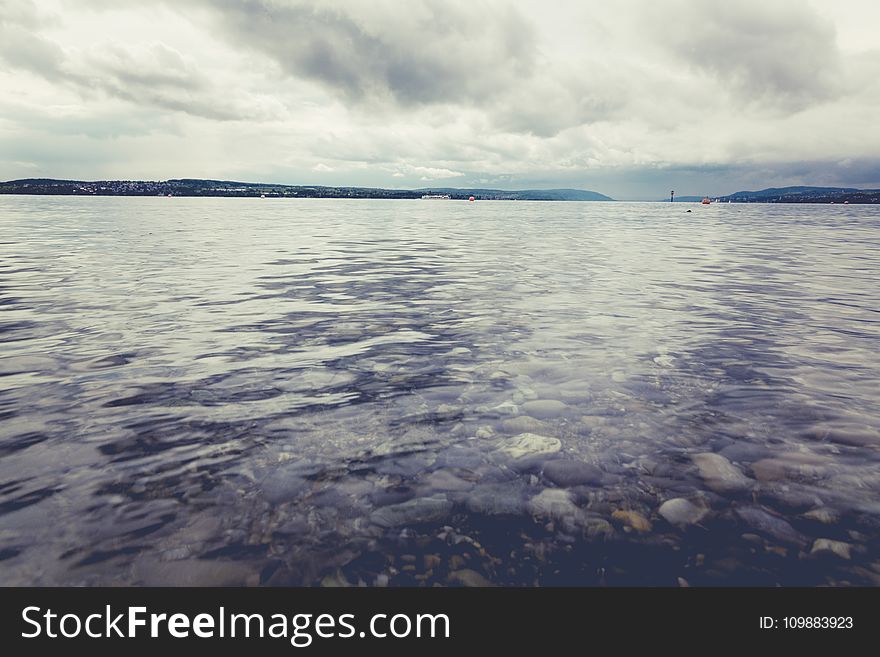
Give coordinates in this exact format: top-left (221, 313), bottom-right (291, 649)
top-left (1, 196), bottom-right (879, 586)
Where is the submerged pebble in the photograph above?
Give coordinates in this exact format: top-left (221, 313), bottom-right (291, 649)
top-left (465, 483), bottom-right (527, 516)
top-left (611, 509), bottom-right (652, 533)
top-left (658, 498), bottom-right (708, 527)
top-left (501, 416), bottom-right (551, 435)
top-left (692, 453), bottom-right (752, 493)
top-left (527, 488), bottom-right (579, 519)
top-left (751, 452), bottom-right (830, 482)
top-left (521, 399), bottom-right (568, 419)
top-left (810, 538), bottom-right (852, 560)
top-left (542, 460), bottom-right (603, 487)
top-left (448, 569), bottom-right (494, 587)
top-left (370, 495), bottom-right (453, 528)
top-left (422, 470), bottom-right (475, 493)
top-left (495, 433), bottom-right (562, 459)
top-left (735, 506), bottom-right (807, 547)
top-left (802, 507), bottom-right (839, 525)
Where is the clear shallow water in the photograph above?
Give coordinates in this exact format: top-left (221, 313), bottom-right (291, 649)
top-left (1, 196), bottom-right (878, 586)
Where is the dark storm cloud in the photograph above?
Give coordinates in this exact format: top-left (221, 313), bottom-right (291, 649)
top-left (652, 0), bottom-right (843, 111)
top-left (199, 0), bottom-right (538, 106)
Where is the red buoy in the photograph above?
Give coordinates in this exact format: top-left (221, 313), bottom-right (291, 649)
top-left (468, 196), bottom-right (475, 202)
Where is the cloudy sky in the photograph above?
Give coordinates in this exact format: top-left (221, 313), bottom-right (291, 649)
top-left (1, 0), bottom-right (879, 199)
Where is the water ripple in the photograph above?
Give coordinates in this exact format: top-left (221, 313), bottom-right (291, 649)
top-left (1, 197), bottom-right (878, 586)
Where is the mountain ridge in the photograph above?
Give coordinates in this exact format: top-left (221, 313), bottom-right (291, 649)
top-left (718, 186), bottom-right (880, 203)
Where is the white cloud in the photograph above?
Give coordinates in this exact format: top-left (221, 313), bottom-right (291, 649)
top-left (411, 166), bottom-right (465, 181)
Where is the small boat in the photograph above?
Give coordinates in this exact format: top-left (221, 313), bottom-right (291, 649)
top-left (421, 194), bottom-right (451, 200)
top-left (701, 197), bottom-right (711, 205)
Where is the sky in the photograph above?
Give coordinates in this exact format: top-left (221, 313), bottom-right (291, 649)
top-left (1, 0), bottom-right (879, 199)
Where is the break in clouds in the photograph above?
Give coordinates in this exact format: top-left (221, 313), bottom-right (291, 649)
top-left (1, 0), bottom-right (879, 198)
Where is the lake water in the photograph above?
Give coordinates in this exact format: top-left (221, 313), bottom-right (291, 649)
top-left (1, 196), bottom-right (878, 586)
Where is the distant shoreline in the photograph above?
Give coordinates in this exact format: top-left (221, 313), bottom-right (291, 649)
top-left (0, 179), bottom-right (613, 202)
top-left (2, 179), bottom-right (879, 203)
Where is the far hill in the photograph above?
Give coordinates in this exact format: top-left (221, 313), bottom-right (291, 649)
top-left (0, 178), bottom-right (614, 201)
top-left (719, 186), bottom-right (880, 204)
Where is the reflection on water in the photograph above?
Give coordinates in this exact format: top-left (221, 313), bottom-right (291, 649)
top-left (1, 197), bottom-right (878, 586)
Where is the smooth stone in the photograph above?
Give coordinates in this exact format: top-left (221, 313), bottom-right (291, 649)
top-left (320, 569), bottom-right (352, 587)
top-left (692, 453), bottom-right (752, 492)
top-left (580, 415), bottom-right (607, 429)
top-left (734, 506), bottom-right (807, 547)
top-left (527, 488), bottom-right (578, 519)
top-left (751, 452), bottom-right (829, 482)
top-left (658, 498), bottom-right (708, 526)
top-left (501, 416), bottom-right (550, 435)
top-left (465, 484), bottom-right (527, 516)
top-left (370, 495), bottom-right (453, 528)
top-left (580, 516), bottom-right (614, 538)
top-left (490, 401), bottom-right (520, 416)
top-left (751, 459), bottom-right (791, 482)
top-left (521, 399), bottom-right (569, 419)
top-left (718, 443), bottom-right (772, 462)
top-left (542, 460), bottom-right (603, 487)
top-left (802, 507), bottom-right (839, 524)
top-left (811, 538), bottom-right (852, 560)
top-left (806, 423), bottom-right (880, 447)
top-left (422, 470), bottom-right (474, 493)
top-left (448, 569), bottom-right (494, 587)
top-left (496, 433), bottom-right (561, 459)
top-left (424, 555), bottom-right (442, 570)
top-left (612, 509), bottom-right (652, 533)
top-left (758, 486), bottom-right (823, 512)
top-left (557, 388), bottom-right (592, 404)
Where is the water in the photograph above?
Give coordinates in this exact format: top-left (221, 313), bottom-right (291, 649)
top-left (1, 196), bottom-right (878, 586)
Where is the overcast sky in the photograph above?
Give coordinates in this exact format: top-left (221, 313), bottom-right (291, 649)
top-left (1, 0), bottom-right (878, 199)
